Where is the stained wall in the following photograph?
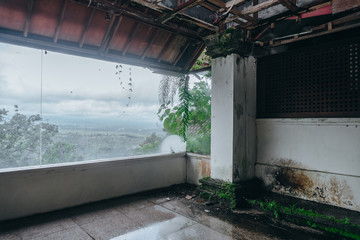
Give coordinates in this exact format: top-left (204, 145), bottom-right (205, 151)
top-left (256, 118), bottom-right (360, 211)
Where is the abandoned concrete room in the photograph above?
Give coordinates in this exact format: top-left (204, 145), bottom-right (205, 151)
top-left (0, 0), bottom-right (359, 239)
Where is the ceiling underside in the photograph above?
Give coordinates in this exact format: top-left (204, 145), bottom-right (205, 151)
top-left (0, 0), bottom-right (359, 73)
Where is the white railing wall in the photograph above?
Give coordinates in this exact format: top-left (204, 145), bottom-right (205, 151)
top-left (0, 153), bottom-right (186, 221)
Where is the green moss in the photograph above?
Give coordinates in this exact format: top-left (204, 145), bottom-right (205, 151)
top-left (248, 199), bottom-right (360, 240)
top-left (199, 179), bottom-right (237, 210)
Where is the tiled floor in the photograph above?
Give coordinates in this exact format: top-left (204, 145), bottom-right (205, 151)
top-left (0, 186), bottom-right (329, 240)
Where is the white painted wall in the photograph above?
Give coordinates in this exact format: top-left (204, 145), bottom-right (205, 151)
top-left (0, 153), bottom-right (186, 221)
top-left (256, 118), bottom-right (360, 211)
top-left (211, 54), bottom-right (256, 182)
top-left (211, 55), bottom-right (236, 181)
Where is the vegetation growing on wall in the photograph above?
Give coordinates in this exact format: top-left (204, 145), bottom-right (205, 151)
top-left (249, 199), bottom-right (360, 240)
top-left (199, 178), bottom-right (237, 210)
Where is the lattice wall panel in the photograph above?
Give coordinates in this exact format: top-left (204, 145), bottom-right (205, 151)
top-left (257, 37), bottom-right (360, 118)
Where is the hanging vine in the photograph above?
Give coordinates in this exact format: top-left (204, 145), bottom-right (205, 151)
top-left (157, 74), bottom-right (191, 142)
top-left (115, 64), bottom-right (132, 107)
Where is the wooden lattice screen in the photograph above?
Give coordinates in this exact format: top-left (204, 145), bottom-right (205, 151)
top-left (257, 37), bottom-right (360, 118)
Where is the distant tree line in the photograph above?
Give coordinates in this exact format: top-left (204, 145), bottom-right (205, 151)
top-left (0, 106), bottom-right (82, 168)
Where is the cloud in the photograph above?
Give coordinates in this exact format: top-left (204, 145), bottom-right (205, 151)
top-left (0, 42), bottom-right (164, 123)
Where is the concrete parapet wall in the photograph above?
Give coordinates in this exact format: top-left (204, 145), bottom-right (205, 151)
top-left (186, 153), bottom-right (211, 185)
top-left (0, 153), bottom-right (186, 221)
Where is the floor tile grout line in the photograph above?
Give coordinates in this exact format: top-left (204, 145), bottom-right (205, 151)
top-left (75, 222), bottom-right (96, 240)
top-left (154, 201), bottom-right (239, 238)
top-left (17, 218), bottom-right (82, 240)
top-left (105, 206), bottom-right (146, 231)
top-left (156, 201), bottom-right (209, 225)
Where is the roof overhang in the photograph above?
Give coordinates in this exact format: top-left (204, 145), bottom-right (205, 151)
top-left (0, 0), bottom-right (359, 73)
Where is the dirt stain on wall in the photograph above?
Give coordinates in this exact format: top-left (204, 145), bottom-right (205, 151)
top-left (271, 159), bottom-right (313, 194)
top-left (268, 158), bottom-right (357, 209)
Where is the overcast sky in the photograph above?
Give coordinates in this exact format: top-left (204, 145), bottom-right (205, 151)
top-left (0, 42), bottom-right (168, 125)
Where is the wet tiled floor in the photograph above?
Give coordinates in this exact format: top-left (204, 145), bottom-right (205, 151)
top-left (0, 186), bottom-right (329, 240)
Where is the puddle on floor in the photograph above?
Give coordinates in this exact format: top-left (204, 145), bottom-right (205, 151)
top-left (111, 215), bottom-right (196, 240)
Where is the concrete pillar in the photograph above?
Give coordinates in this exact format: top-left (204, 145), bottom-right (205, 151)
top-left (211, 54), bottom-right (256, 182)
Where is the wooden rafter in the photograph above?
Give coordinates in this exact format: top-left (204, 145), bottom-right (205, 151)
top-left (157, 0), bottom-right (204, 24)
top-left (225, 0), bottom-right (246, 8)
top-left (268, 12), bottom-right (360, 46)
top-left (23, 0), bottom-right (34, 37)
top-left (122, 22), bottom-right (141, 56)
top-left (271, 22), bottom-right (360, 46)
top-left (73, 0), bottom-right (204, 40)
top-left (79, 8), bottom-right (95, 48)
top-left (278, 0), bottom-right (300, 13)
top-left (54, 0), bottom-right (68, 43)
top-left (224, 0), bottom-right (281, 24)
top-left (99, 15), bottom-right (117, 53)
top-left (247, 0), bottom-right (331, 30)
top-left (157, 33), bottom-right (174, 62)
top-left (206, 0), bottom-right (256, 23)
top-left (199, 2), bottom-right (217, 12)
top-left (184, 42), bottom-right (204, 71)
top-left (131, 0), bottom-right (171, 12)
top-left (173, 41), bottom-right (190, 66)
top-left (253, 0), bottom-right (258, 20)
top-left (105, 16), bottom-right (124, 53)
top-left (141, 28), bottom-right (159, 60)
top-left (180, 14), bottom-right (219, 31)
top-left (241, 0), bottom-right (280, 15)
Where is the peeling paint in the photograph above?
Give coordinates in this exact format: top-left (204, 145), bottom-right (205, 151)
top-left (267, 159), bottom-right (357, 209)
top-left (201, 159), bottom-right (211, 178)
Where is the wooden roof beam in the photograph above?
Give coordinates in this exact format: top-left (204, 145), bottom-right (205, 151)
top-left (173, 41), bottom-right (190, 66)
top-left (224, 0), bottom-right (281, 24)
top-left (131, 0), bottom-right (171, 12)
top-left (278, 0), bottom-right (300, 13)
top-left (141, 28), bottom-right (159, 60)
top-left (199, 2), bottom-right (218, 12)
top-left (23, 0), bottom-right (34, 37)
top-left (73, 0), bottom-right (203, 40)
top-left (184, 42), bottom-right (204, 71)
top-left (54, 0), bottom-right (68, 43)
top-left (79, 8), bottom-right (95, 48)
top-left (225, 0), bottom-right (246, 8)
top-left (157, 33), bottom-right (174, 62)
top-left (206, 0), bottom-right (256, 23)
top-left (157, 0), bottom-right (205, 24)
top-left (99, 15), bottom-right (117, 53)
top-left (241, 0), bottom-right (280, 15)
top-left (253, 0), bottom-right (259, 20)
top-left (122, 22), bottom-right (141, 56)
top-left (105, 16), bottom-right (124, 53)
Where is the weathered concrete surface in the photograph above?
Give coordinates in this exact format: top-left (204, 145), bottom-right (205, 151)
top-left (0, 153), bottom-right (186, 221)
top-left (186, 153), bottom-right (211, 185)
top-left (211, 54), bottom-right (256, 182)
top-left (0, 184), bottom-right (331, 240)
top-left (256, 118), bottom-right (360, 211)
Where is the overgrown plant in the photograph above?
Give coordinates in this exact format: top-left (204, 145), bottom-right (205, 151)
top-left (158, 74), bottom-right (191, 141)
top-left (199, 179), bottom-right (237, 210)
top-left (248, 199), bottom-right (360, 240)
top-left (158, 73), bottom-right (211, 147)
